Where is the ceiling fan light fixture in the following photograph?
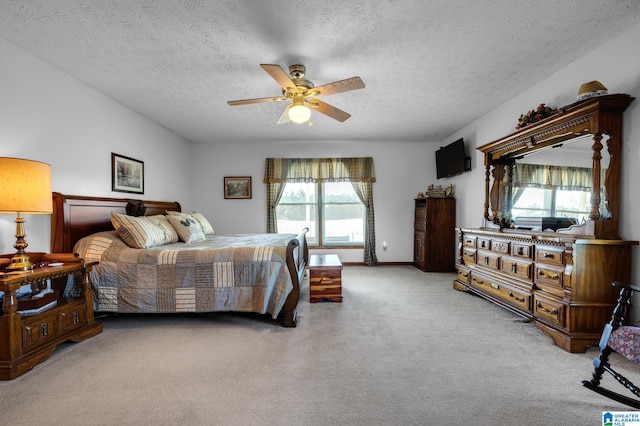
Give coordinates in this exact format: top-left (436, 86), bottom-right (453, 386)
top-left (288, 104), bottom-right (311, 124)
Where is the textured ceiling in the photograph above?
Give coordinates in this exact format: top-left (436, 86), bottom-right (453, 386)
top-left (1, 0), bottom-right (640, 144)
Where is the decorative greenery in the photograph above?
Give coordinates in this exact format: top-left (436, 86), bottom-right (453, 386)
top-left (516, 103), bottom-right (558, 130)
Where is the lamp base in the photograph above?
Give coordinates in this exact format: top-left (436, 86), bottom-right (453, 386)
top-left (6, 214), bottom-right (35, 271)
top-left (6, 253), bottom-right (34, 272)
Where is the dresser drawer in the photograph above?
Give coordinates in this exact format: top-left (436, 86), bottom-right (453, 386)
top-left (457, 265), bottom-right (471, 284)
top-left (500, 256), bottom-right (533, 280)
top-left (511, 243), bottom-right (533, 259)
top-left (462, 248), bottom-right (476, 265)
top-left (533, 294), bottom-right (565, 328)
top-left (491, 240), bottom-right (510, 254)
top-left (477, 251), bottom-right (500, 270)
top-left (477, 237), bottom-right (491, 250)
top-left (470, 273), bottom-right (531, 312)
top-left (462, 235), bottom-right (477, 248)
top-left (535, 264), bottom-right (564, 291)
top-left (535, 245), bottom-right (565, 266)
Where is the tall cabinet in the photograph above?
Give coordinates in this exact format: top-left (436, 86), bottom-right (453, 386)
top-left (413, 197), bottom-right (456, 272)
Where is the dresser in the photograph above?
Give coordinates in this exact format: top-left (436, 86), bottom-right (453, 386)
top-left (413, 197), bottom-right (456, 272)
top-left (453, 94), bottom-right (637, 353)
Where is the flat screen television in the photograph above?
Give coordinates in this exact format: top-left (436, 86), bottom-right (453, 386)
top-left (436, 138), bottom-right (471, 179)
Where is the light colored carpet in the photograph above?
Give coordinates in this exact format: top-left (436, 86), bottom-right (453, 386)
top-left (1, 265), bottom-right (638, 425)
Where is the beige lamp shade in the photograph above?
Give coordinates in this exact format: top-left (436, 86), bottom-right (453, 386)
top-left (0, 157), bottom-right (53, 214)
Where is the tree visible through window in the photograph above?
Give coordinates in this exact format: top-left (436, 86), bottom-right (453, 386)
top-left (276, 181), bottom-right (364, 247)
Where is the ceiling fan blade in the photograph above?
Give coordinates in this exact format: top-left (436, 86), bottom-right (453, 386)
top-left (227, 96), bottom-right (287, 106)
top-left (307, 100), bottom-right (351, 122)
top-left (307, 76), bottom-right (365, 98)
top-left (260, 64), bottom-right (297, 92)
top-left (277, 105), bottom-right (292, 124)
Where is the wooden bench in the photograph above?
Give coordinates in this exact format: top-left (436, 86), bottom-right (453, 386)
top-left (309, 254), bottom-right (343, 303)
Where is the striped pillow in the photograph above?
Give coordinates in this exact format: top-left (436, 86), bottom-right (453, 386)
top-left (110, 212), bottom-right (179, 249)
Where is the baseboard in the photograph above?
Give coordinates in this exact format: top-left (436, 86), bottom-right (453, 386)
top-left (341, 261), bottom-right (414, 266)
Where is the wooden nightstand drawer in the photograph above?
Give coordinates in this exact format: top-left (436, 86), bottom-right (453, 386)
top-left (59, 300), bottom-right (87, 332)
top-left (22, 312), bottom-right (59, 352)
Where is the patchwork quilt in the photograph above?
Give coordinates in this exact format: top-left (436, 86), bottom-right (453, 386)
top-left (74, 231), bottom-right (297, 318)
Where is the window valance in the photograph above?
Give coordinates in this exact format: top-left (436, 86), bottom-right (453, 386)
top-left (263, 157), bottom-right (376, 183)
top-left (510, 163), bottom-right (593, 191)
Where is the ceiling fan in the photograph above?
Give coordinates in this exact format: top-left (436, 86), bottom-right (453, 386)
top-left (227, 64), bottom-right (365, 124)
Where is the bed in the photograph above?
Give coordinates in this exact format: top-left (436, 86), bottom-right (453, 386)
top-left (50, 192), bottom-right (309, 327)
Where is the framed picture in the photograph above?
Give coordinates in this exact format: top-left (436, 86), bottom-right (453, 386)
top-left (112, 153), bottom-right (144, 194)
top-left (224, 176), bottom-right (252, 199)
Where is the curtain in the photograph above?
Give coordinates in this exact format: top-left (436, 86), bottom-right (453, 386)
top-left (264, 157), bottom-right (378, 266)
top-left (510, 164), bottom-right (593, 190)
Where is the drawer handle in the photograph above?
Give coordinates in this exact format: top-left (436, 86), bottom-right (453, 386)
top-left (41, 324), bottom-right (48, 337)
top-left (536, 301), bottom-right (558, 315)
top-left (73, 311), bottom-right (80, 324)
top-left (484, 257), bottom-right (490, 265)
top-left (459, 271), bottom-right (469, 278)
top-left (490, 283), bottom-right (500, 290)
top-left (320, 278), bottom-right (333, 284)
top-left (517, 247), bottom-right (525, 255)
top-left (509, 292), bottom-right (525, 303)
top-left (542, 252), bottom-right (555, 259)
top-left (511, 263), bottom-right (517, 273)
top-left (464, 252), bottom-right (473, 258)
top-left (473, 278), bottom-right (484, 285)
top-left (538, 270), bottom-right (560, 280)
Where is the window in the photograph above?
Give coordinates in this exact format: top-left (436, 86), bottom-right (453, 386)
top-left (511, 187), bottom-right (591, 222)
top-left (276, 182), bottom-right (364, 247)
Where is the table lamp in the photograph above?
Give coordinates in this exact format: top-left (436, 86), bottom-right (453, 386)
top-left (0, 157), bottom-right (53, 271)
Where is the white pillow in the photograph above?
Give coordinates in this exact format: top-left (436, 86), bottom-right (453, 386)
top-left (110, 212), bottom-right (179, 249)
top-left (167, 211), bottom-right (214, 235)
top-left (167, 214), bottom-right (206, 243)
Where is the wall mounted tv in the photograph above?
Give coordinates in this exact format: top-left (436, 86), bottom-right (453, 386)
top-left (436, 138), bottom-right (471, 179)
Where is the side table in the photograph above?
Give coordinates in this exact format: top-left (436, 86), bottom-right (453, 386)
top-left (0, 253), bottom-right (102, 379)
top-left (309, 254), bottom-right (343, 303)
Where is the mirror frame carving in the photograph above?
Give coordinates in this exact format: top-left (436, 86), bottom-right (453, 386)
top-left (477, 94), bottom-right (634, 239)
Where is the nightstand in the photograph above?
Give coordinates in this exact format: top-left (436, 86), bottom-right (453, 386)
top-left (0, 253), bottom-right (102, 379)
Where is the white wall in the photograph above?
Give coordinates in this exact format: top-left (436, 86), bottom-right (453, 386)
top-left (190, 141), bottom-right (438, 263)
top-left (443, 22), bottom-right (640, 284)
top-left (0, 38), bottom-right (193, 254)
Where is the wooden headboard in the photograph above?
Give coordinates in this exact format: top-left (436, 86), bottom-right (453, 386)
top-left (51, 192), bottom-right (181, 253)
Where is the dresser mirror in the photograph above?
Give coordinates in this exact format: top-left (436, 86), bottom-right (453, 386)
top-left (478, 94), bottom-right (633, 239)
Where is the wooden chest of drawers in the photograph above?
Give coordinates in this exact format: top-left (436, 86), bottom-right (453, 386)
top-left (309, 254), bottom-right (343, 303)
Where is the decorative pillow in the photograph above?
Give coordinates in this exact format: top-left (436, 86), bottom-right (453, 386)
top-left (167, 211), bottom-right (214, 235)
top-left (110, 212), bottom-right (179, 249)
top-left (167, 214), bottom-right (206, 243)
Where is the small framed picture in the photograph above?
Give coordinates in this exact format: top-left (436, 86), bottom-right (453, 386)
top-left (112, 153), bottom-right (144, 194)
top-left (224, 176), bottom-right (252, 199)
